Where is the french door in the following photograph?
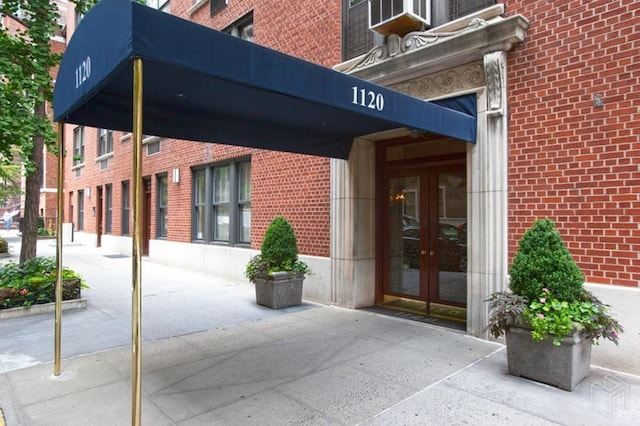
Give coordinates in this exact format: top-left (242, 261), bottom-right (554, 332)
top-left (380, 164), bottom-right (467, 319)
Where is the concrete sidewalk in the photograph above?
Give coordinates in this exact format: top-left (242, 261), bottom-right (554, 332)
top-left (1, 235), bottom-right (639, 425)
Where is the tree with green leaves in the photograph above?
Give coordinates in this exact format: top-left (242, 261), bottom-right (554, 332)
top-left (0, 162), bottom-right (22, 204)
top-left (0, 0), bottom-right (96, 262)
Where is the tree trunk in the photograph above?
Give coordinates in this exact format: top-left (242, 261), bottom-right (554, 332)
top-left (19, 102), bottom-right (45, 263)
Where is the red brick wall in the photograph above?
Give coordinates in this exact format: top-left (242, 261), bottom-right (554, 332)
top-left (506, 1), bottom-right (640, 286)
top-left (62, 0), bottom-right (340, 258)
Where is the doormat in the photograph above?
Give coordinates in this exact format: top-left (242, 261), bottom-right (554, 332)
top-left (103, 254), bottom-right (129, 259)
top-left (362, 306), bottom-right (466, 332)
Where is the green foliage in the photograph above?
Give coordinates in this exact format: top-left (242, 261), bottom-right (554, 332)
top-left (36, 216), bottom-right (55, 236)
top-left (0, 1), bottom-right (98, 262)
top-left (261, 217), bottom-right (299, 268)
top-left (245, 217), bottom-right (310, 282)
top-left (486, 292), bottom-right (528, 339)
top-left (0, 237), bottom-right (8, 254)
top-left (0, 163), bottom-right (22, 205)
top-left (0, 0), bottom-right (61, 167)
top-left (0, 256), bottom-right (87, 309)
top-left (509, 218), bottom-right (584, 302)
top-left (525, 288), bottom-right (623, 346)
top-left (487, 219), bottom-right (623, 346)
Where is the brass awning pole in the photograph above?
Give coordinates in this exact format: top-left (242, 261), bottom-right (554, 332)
top-left (54, 122), bottom-right (65, 376)
top-left (131, 58), bottom-right (143, 426)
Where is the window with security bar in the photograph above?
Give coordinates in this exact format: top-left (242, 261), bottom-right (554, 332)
top-left (432, 0), bottom-right (497, 27)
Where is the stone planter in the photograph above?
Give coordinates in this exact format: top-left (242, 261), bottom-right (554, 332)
top-left (254, 271), bottom-right (304, 309)
top-left (0, 279), bottom-right (83, 311)
top-left (506, 325), bottom-right (592, 391)
top-left (0, 298), bottom-right (87, 320)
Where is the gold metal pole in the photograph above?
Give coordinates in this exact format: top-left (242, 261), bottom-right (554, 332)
top-left (54, 122), bottom-right (65, 376)
top-left (131, 58), bottom-right (143, 426)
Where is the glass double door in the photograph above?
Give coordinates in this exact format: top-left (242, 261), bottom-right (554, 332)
top-left (381, 165), bottom-right (467, 320)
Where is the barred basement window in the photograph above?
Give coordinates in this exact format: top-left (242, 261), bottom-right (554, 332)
top-left (432, 0), bottom-right (497, 27)
top-left (449, 0), bottom-right (496, 20)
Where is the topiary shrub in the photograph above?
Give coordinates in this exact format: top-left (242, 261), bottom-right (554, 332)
top-left (245, 216), bottom-right (310, 282)
top-left (261, 216), bottom-right (298, 269)
top-left (509, 218), bottom-right (584, 303)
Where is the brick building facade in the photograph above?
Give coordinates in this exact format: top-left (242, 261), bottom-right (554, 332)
top-left (57, 1), bottom-right (638, 373)
top-left (507, 0), bottom-right (639, 287)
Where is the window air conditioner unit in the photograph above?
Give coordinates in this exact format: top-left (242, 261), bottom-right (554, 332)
top-left (369, 0), bottom-right (431, 36)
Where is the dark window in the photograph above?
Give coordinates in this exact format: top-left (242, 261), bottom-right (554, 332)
top-left (98, 129), bottom-right (113, 156)
top-left (146, 140), bottom-right (161, 156)
top-left (77, 190), bottom-right (84, 231)
top-left (192, 158), bottom-right (251, 245)
top-left (343, 0), bottom-right (374, 61)
top-left (122, 180), bottom-right (130, 236)
top-left (105, 184), bottom-right (112, 234)
top-left (194, 169), bottom-right (206, 240)
top-left (210, 0), bottom-right (228, 16)
top-left (212, 165), bottom-right (230, 241)
top-left (73, 126), bottom-right (84, 165)
top-left (224, 12), bottom-right (253, 42)
top-left (432, 0), bottom-right (496, 27)
top-left (157, 174), bottom-right (168, 238)
top-left (450, 0), bottom-right (496, 19)
top-left (238, 161), bottom-right (251, 244)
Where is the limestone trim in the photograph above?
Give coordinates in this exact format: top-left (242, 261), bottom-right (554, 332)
top-left (349, 18), bottom-right (489, 72)
top-left (390, 62), bottom-right (485, 100)
top-left (484, 51), bottom-right (506, 115)
top-left (342, 14), bottom-right (529, 87)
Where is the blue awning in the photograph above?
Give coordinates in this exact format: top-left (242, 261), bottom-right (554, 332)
top-left (53, 0), bottom-right (476, 160)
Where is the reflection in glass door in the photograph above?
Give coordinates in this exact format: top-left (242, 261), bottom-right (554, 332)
top-left (387, 176), bottom-right (421, 297)
top-left (382, 166), bottom-right (467, 323)
top-left (434, 169), bottom-right (467, 308)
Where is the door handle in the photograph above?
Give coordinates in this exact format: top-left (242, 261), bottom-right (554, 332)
top-left (421, 250), bottom-right (435, 256)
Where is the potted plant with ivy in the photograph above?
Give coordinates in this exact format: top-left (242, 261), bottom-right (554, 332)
top-left (245, 216), bottom-right (310, 309)
top-left (487, 218), bottom-right (623, 391)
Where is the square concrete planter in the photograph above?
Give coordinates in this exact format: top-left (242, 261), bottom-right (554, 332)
top-left (506, 325), bottom-right (592, 391)
top-left (254, 272), bottom-right (303, 309)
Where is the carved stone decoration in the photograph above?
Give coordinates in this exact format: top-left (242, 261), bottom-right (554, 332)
top-left (353, 44), bottom-right (387, 70)
top-left (391, 62), bottom-right (485, 99)
top-left (387, 34), bottom-right (402, 57)
top-left (347, 18), bottom-right (488, 72)
top-left (483, 51), bottom-right (506, 114)
top-left (403, 18), bottom-right (487, 51)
